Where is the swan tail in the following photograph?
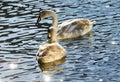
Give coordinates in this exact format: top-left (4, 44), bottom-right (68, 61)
top-left (91, 20), bottom-right (96, 25)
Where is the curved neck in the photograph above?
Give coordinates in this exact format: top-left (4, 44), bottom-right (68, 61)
top-left (49, 11), bottom-right (58, 28)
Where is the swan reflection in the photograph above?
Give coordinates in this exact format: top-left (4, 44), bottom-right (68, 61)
top-left (39, 57), bottom-right (65, 72)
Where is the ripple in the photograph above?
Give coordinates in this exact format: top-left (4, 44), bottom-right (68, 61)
top-left (0, 0), bottom-right (120, 82)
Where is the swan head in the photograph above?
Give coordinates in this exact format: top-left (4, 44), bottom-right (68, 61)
top-left (36, 10), bottom-right (53, 25)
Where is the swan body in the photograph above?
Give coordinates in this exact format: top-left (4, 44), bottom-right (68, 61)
top-left (36, 27), bottom-right (66, 64)
top-left (36, 10), bottom-right (96, 39)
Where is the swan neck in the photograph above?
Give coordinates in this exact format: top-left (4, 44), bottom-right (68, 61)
top-left (50, 12), bottom-right (58, 27)
top-left (50, 28), bottom-right (57, 43)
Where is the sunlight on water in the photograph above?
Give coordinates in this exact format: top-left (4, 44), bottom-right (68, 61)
top-left (60, 79), bottom-right (63, 82)
top-left (0, 0), bottom-right (120, 82)
top-left (0, 78), bottom-right (4, 82)
top-left (99, 78), bottom-right (103, 82)
top-left (111, 41), bottom-right (118, 45)
top-left (105, 5), bottom-right (110, 8)
top-left (9, 63), bottom-right (18, 70)
top-left (42, 74), bottom-right (52, 82)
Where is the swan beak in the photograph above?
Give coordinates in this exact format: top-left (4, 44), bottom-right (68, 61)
top-left (36, 15), bottom-right (41, 25)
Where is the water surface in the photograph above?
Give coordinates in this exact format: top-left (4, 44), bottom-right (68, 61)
top-left (0, 0), bottom-right (120, 82)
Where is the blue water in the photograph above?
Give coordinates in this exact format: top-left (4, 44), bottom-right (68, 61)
top-left (0, 0), bottom-right (120, 82)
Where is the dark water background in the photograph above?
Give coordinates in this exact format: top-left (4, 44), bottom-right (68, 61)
top-left (0, 0), bottom-right (120, 82)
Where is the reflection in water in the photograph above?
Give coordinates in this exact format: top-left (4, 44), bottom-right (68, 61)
top-left (9, 63), bottom-right (18, 70)
top-left (39, 58), bottom-right (66, 82)
top-left (82, 32), bottom-right (93, 39)
top-left (39, 57), bottom-right (65, 72)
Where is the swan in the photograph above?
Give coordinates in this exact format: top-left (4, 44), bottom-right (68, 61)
top-left (36, 10), bottom-right (96, 40)
top-left (36, 26), bottom-right (66, 64)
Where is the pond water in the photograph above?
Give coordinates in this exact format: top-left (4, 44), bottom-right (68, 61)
top-left (0, 0), bottom-right (120, 82)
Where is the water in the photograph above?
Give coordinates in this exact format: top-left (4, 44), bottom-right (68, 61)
top-left (0, 0), bottom-right (120, 82)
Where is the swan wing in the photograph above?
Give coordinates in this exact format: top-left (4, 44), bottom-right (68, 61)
top-left (57, 19), bottom-right (85, 36)
top-left (57, 18), bottom-right (93, 39)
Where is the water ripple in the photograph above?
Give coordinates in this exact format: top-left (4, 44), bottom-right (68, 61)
top-left (0, 0), bottom-right (120, 82)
